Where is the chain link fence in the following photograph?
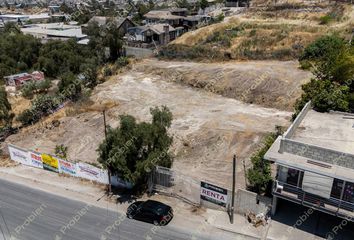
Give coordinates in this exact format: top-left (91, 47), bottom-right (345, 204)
top-left (149, 166), bottom-right (201, 206)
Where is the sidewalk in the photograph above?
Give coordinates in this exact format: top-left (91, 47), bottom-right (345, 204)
top-left (206, 209), bottom-right (264, 240)
top-left (0, 165), bottom-right (263, 239)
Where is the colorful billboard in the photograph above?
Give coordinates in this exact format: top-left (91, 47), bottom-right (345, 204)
top-left (28, 151), bottom-right (43, 169)
top-left (41, 154), bottom-right (59, 173)
top-left (8, 145), bottom-right (31, 166)
top-left (58, 159), bottom-right (76, 176)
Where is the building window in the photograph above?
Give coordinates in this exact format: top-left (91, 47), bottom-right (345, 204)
top-left (287, 168), bottom-right (300, 186)
top-left (330, 178), bottom-right (344, 200)
top-left (343, 182), bottom-right (354, 203)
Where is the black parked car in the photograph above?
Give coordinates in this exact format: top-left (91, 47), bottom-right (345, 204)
top-left (126, 200), bottom-right (173, 226)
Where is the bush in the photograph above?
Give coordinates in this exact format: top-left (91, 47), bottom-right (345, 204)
top-left (17, 109), bottom-right (37, 126)
top-left (115, 57), bottom-right (129, 68)
top-left (21, 79), bottom-right (51, 99)
top-left (17, 94), bottom-right (60, 126)
top-left (300, 35), bottom-right (345, 61)
top-left (104, 67), bottom-right (113, 77)
top-left (299, 60), bottom-right (312, 70)
top-left (319, 15), bottom-right (333, 25)
top-left (247, 133), bottom-right (277, 194)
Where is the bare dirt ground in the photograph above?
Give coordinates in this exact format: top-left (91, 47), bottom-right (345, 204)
top-left (3, 59), bottom-right (299, 190)
top-left (135, 59), bottom-right (312, 111)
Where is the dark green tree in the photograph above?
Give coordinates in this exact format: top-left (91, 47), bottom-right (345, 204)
top-left (295, 35), bottom-right (354, 114)
top-left (0, 87), bottom-right (14, 127)
top-left (58, 72), bottom-right (82, 100)
top-left (98, 106), bottom-right (173, 189)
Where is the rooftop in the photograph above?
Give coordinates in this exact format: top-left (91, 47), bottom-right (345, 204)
top-left (21, 23), bottom-right (86, 39)
top-left (141, 24), bottom-right (175, 35)
top-left (292, 110), bottom-right (354, 155)
top-left (144, 11), bottom-right (184, 20)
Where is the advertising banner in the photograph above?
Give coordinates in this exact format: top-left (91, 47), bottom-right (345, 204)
top-left (28, 151), bottom-right (43, 169)
top-left (58, 159), bottom-right (77, 176)
top-left (76, 162), bottom-right (109, 184)
top-left (41, 154), bottom-right (59, 173)
top-left (8, 145), bottom-right (31, 166)
top-left (200, 181), bottom-right (228, 207)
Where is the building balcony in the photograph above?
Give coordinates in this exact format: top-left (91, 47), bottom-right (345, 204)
top-left (273, 180), bottom-right (354, 220)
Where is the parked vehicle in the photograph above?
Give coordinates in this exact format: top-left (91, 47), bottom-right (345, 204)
top-left (126, 200), bottom-right (173, 226)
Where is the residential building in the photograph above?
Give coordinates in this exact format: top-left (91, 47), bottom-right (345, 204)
top-left (21, 23), bottom-right (87, 43)
top-left (183, 15), bottom-right (211, 30)
top-left (265, 102), bottom-right (354, 220)
top-left (144, 10), bottom-right (185, 28)
top-left (126, 24), bottom-right (184, 47)
top-left (0, 13), bottom-right (51, 24)
top-left (84, 16), bottom-right (135, 36)
top-left (4, 71), bottom-right (45, 88)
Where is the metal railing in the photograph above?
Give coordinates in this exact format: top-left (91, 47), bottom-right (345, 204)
top-left (274, 180), bottom-right (354, 219)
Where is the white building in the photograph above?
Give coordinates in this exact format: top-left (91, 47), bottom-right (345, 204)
top-left (21, 23), bottom-right (88, 43)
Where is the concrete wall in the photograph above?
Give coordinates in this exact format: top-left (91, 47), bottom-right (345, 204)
top-left (283, 101), bottom-right (312, 139)
top-left (232, 189), bottom-right (271, 215)
top-left (282, 139), bottom-right (354, 169)
top-left (124, 46), bottom-right (154, 59)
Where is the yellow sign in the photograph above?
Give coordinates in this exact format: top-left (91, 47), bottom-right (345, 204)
top-left (41, 154), bottom-right (59, 172)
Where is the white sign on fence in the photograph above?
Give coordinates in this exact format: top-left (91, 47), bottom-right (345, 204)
top-left (200, 181), bottom-right (228, 207)
top-left (8, 144), bottom-right (109, 185)
top-left (8, 145), bottom-right (31, 166)
top-left (28, 151), bottom-right (43, 169)
top-left (76, 162), bottom-right (109, 184)
top-left (59, 159), bottom-right (77, 176)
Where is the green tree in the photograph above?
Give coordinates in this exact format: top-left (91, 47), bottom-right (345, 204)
top-left (295, 35), bottom-right (354, 114)
top-left (247, 133), bottom-right (276, 194)
top-left (175, 0), bottom-right (190, 9)
top-left (0, 87), bottom-right (14, 127)
top-left (58, 72), bottom-right (82, 100)
top-left (198, 0), bottom-right (209, 10)
top-left (103, 21), bottom-right (124, 62)
top-left (98, 106), bottom-right (173, 189)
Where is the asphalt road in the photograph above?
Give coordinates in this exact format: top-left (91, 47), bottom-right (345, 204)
top-left (0, 179), bottom-right (231, 240)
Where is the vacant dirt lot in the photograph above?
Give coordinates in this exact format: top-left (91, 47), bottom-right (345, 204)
top-left (3, 60), bottom-right (298, 189)
top-left (135, 59), bottom-right (311, 111)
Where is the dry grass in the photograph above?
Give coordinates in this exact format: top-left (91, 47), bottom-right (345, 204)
top-left (165, 2), bottom-right (353, 61)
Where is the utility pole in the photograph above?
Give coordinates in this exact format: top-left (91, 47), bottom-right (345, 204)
top-left (103, 110), bottom-right (112, 194)
top-left (231, 154), bottom-right (236, 224)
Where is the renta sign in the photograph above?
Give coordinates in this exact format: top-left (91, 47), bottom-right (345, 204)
top-left (200, 181), bottom-right (228, 207)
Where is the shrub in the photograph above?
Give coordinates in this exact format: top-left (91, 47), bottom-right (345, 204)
top-left (299, 60), bottom-right (312, 70)
top-left (104, 66), bottom-right (113, 77)
top-left (247, 133), bottom-right (277, 195)
top-left (115, 57), bottom-right (129, 68)
top-left (319, 15), bottom-right (333, 25)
